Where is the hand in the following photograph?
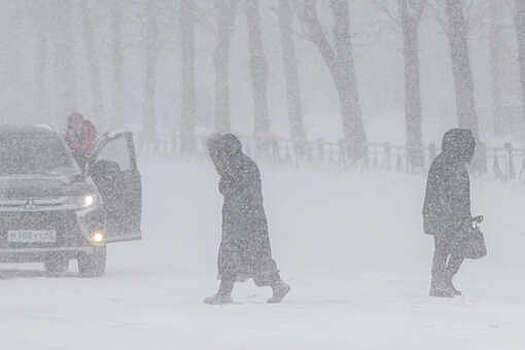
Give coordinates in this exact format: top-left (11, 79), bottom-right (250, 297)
top-left (471, 215), bottom-right (484, 229)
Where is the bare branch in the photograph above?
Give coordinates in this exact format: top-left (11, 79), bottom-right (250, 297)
top-left (427, 0), bottom-right (451, 38)
top-left (372, 0), bottom-right (402, 28)
top-left (292, 0), bottom-right (337, 68)
top-left (412, 0), bottom-right (427, 22)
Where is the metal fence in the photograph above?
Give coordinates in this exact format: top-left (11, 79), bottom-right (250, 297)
top-left (137, 133), bottom-right (525, 183)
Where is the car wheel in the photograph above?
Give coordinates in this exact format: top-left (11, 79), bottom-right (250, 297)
top-left (44, 254), bottom-right (69, 275)
top-left (78, 246), bottom-right (106, 278)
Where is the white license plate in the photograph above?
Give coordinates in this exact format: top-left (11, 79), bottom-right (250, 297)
top-left (7, 230), bottom-right (57, 243)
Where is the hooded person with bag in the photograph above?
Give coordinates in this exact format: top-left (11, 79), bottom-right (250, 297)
top-left (204, 133), bottom-right (290, 305)
top-left (423, 128), bottom-right (478, 297)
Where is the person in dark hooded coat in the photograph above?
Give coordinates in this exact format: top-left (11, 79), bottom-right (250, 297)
top-left (204, 133), bottom-right (291, 305)
top-left (423, 128), bottom-right (476, 297)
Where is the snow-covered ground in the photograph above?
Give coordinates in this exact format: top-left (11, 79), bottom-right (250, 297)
top-left (2, 157), bottom-right (525, 349)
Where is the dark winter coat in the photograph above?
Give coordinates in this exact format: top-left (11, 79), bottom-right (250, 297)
top-left (423, 129), bottom-right (475, 236)
top-left (208, 134), bottom-right (278, 284)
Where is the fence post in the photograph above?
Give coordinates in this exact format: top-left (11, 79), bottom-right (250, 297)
top-left (396, 150), bottom-right (403, 172)
top-left (317, 139), bottom-right (325, 161)
top-left (305, 142), bottom-right (313, 162)
top-left (384, 142), bottom-right (392, 170)
top-left (493, 152), bottom-right (503, 179)
top-left (477, 142), bottom-right (488, 174)
top-left (371, 145), bottom-right (378, 169)
top-left (505, 142), bottom-right (515, 179)
top-left (271, 137), bottom-right (280, 163)
top-left (285, 141), bottom-right (293, 164)
top-left (338, 140), bottom-right (347, 167)
top-left (409, 144), bottom-right (425, 169)
top-left (520, 157), bottom-right (525, 182)
top-left (293, 139), bottom-right (304, 162)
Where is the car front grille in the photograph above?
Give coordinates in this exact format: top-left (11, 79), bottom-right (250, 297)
top-left (0, 197), bottom-right (72, 211)
top-left (0, 210), bottom-right (83, 248)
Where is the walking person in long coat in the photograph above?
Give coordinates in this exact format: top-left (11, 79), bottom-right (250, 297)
top-left (423, 128), bottom-right (476, 297)
top-left (204, 133), bottom-right (290, 305)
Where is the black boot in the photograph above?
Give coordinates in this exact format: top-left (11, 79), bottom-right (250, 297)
top-left (204, 278), bottom-right (234, 305)
top-left (267, 280), bottom-right (291, 304)
top-left (429, 274), bottom-right (455, 298)
top-left (203, 293), bottom-right (233, 305)
top-left (446, 274), bottom-right (462, 296)
top-left (446, 254), bottom-right (464, 296)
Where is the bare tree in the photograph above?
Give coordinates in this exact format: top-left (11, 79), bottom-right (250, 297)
top-left (111, 0), bottom-right (124, 129)
top-left (445, 0), bottom-right (479, 137)
top-left (490, 0), bottom-right (505, 135)
top-left (277, 0), bottom-right (306, 144)
top-left (80, 0), bottom-right (105, 128)
top-left (294, 0), bottom-right (367, 160)
top-left (374, 0), bottom-right (426, 165)
top-left (429, 0), bottom-right (490, 36)
top-left (401, 0), bottom-right (426, 166)
top-left (35, 32), bottom-right (49, 122)
top-left (54, 0), bottom-right (77, 125)
top-left (28, 2), bottom-right (51, 123)
top-left (245, 0), bottom-right (271, 147)
top-left (515, 0), bottom-right (525, 125)
top-left (143, 0), bottom-right (159, 142)
top-left (214, 0), bottom-right (239, 132)
top-left (180, 0), bottom-right (196, 152)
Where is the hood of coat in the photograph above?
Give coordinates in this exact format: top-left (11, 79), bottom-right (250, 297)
top-left (207, 133), bottom-right (243, 176)
top-left (441, 128), bottom-right (476, 163)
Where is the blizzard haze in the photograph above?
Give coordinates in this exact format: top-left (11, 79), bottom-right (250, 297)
top-left (0, 0), bottom-right (525, 349)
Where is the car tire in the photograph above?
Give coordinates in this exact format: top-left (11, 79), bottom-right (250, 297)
top-left (44, 254), bottom-right (69, 275)
top-left (78, 246), bottom-right (106, 278)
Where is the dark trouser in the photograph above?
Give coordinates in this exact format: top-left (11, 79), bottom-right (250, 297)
top-left (431, 235), bottom-right (464, 289)
top-left (218, 272), bottom-right (282, 296)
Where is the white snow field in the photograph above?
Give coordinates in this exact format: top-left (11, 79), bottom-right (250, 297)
top-left (2, 157), bottom-right (525, 349)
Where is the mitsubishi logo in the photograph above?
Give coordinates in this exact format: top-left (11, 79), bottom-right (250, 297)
top-left (25, 199), bottom-right (36, 210)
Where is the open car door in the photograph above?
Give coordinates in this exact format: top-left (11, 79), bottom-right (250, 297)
top-left (90, 131), bottom-right (142, 242)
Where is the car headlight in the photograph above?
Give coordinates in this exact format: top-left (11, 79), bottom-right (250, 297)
top-left (83, 194), bottom-right (96, 207)
top-left (69, 194), bottom-right (98, 208)
top-left (90, 230), bottom-right (106, 244)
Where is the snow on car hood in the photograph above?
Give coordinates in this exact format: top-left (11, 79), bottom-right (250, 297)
top-left (0, 175), bottom-right (97, 199)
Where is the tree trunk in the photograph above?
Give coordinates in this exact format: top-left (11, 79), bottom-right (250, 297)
top-left (111, 0), bottom-right (124, 129)
top-left (54, 0), bottom-right (77, 125)
top-left (80, 0), bottom-right (105, 129)
top-left (180, 0), bottom-right (196, 153)
top-left (245, 0), bottom-right (271, 142)
top-left (329, 0), bottom-right (366, 160)
top-left (214, 0), bottom-right (238, 133)
top-left (294, 0), bottom-right (367, 160)
top-left (278, 0), bottom-right (306, 143)
top-left (35, 32), bottom-right (49, 123)
top-left (445, 0), bottom-right (479, 138)
top-left (515, 0), bottom-right (525, 128)
top-left (143, 0), bottom-right (158, 143)
top-left (401, 1), bottom-right (424, 167)
top-left (490, 0), bottom-right (504, 136)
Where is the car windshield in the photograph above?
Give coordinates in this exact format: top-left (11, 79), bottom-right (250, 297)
top-left (0, 133), bottom-right (80, 176)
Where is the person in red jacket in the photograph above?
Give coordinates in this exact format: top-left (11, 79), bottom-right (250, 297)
top-left (64, 113), bottom-right (97, 168)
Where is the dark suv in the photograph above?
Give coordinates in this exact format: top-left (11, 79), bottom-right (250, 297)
top-left (0, 125), bottom-right (142, 277)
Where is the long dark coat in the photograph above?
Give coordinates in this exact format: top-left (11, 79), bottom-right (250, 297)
top-left (209, 134), bottom-right (278, 285)
top-left (423, 129), bottom-right (475, 237)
